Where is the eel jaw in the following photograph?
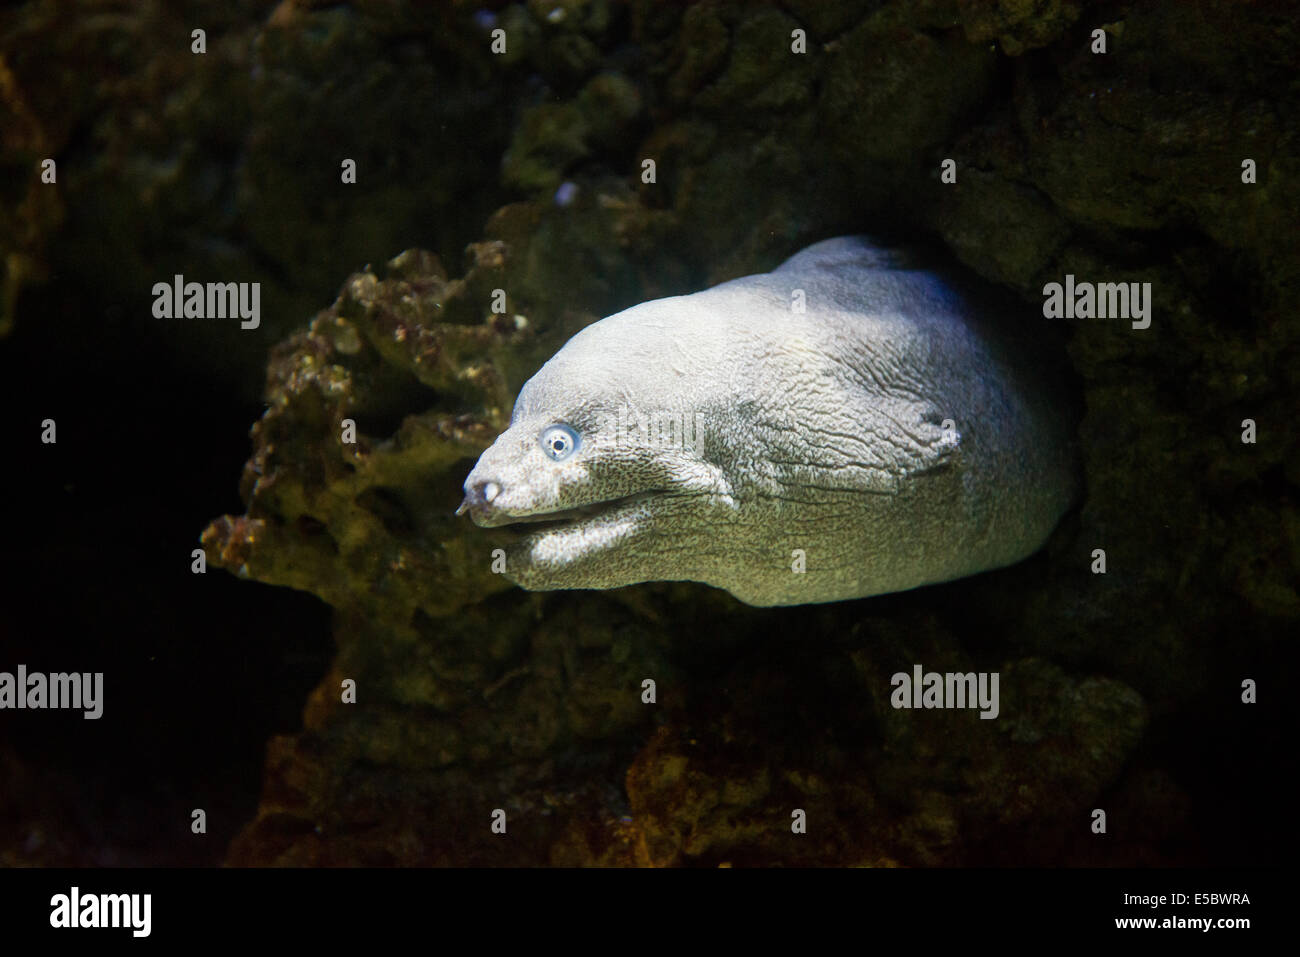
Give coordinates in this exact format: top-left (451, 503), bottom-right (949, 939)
top-left (464, 490), bottom-right (662, 532)
top-left (458, 489), bottom-right (668, 576)
top-left (512, 493), bottom-right (659, 574)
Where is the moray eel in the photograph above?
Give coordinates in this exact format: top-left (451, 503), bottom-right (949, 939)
top-left (458, 236), bottom-right (1078, 606)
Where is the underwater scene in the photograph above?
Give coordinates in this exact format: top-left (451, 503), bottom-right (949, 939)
top-left (0, 0), bottom-right (1292, 918)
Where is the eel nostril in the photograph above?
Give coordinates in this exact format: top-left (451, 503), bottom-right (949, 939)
top-left (456, 480), bottom-right (502, 515)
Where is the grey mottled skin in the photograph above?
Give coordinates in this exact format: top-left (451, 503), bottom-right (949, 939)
top-left (459, 237), bottom-right (1078, 606)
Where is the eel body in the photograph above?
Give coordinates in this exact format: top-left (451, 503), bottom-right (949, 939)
top-left (459, 237), bottom-right (1078, 606)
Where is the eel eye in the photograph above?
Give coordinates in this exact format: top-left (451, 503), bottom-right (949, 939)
top-left (540, 424), bottom-right (580, 461)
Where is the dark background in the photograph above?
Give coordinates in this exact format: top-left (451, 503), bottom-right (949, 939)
top-left (0, 281), bottom-right (332, 864)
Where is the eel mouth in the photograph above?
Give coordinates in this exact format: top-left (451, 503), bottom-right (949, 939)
top-left (467, 491), bottom-right (661, 532)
